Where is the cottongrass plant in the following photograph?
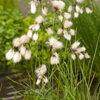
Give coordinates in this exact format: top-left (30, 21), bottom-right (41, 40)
top-left (5, 0), bottom-right (92, 85)
top-left (5, 0), bottom-right (100, 99)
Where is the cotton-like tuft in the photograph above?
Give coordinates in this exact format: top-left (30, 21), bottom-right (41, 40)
top-left (58, 15), bottom-right (63, 22)
top-left (46, 28), bottom-right (53, 35)
top-left (13, 38), bottom-right (21, 47)
top-left (48, 37), bottom-right (63, 50)
top-left (50, 52), bottom-right (59, 65)
top-left (76, 0), bottom-right (84, 3)
top-left (52, 0), bottom-right (65, 11)
top-left (71, 41), bottom-right (80, 50)
top-left (13, 52), bottom-right (21, 63)
top-left (64, 31), bottom-right (71, 40)
top-left (27, 30), bottom-right (33, 38)
top-left (57, 28), bottom-right (63, 35)
top-left (35, 15), bottom-right (44, 24)
top-left (64, 20), bottom-right (73, 28)
top-left (6, 49), bottom-right (15, 60)
top-left (20, 35), bottom-right (29, 44)
top-left (24, 49), bottom-right (31, 60)
top-left (68, 5), bottom-right (73, 12)
top-left (33, 33), bottom-right (38, 41)
top-left (71, 53), bottom-right (76, 60)
top-left (30, 1), bottom-right (36, 14)
top-left (64, 12), bottom-right (71, 19)
top-left (42, 7), bottom-right (48, 16)
top-left (19, 45), bottom-right (26, 56)
top-left (86, 7), bottom-right (93, 14)
top-left (79, 53), bottom-right (84, 60)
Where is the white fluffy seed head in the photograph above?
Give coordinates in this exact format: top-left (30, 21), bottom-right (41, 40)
top-left (13, 52), bottom-right (21, 63)
top-left (35, 64), bottom-right (48, 85)
top-left (35, 64), bottom-right (47, 77)
top-left (76, 5), bottom-right (81, 12)
top-left (71, 41), bottom-right (80, 50)
top-left (30, 1), bottom-right (36, 14)
top-left (19, 45), bottom-right (26, 56)
top-left (84, 53), bottom-right (90, 59)
top-left (27, 30), bottom-right (33, 38)
top-left (43, 77), bottom-right (48, 84)
top-left (6, 49), bottom-right (15, 60)
top-left (71, 53), bottom-right (76, 60)
top-left (52, 0), bottom-right (65, 11)
top-left (79, 8), bottom-right (83, 14)
top-left (29, 24), bottom-right (34, 30)
top-left (64, 12), bottom-right (71, 19)
top-left (35, 15), bottom-right (44, 24)
top-left (20, 35), bottom-right (29, 44)
top-left (86, 7), bottom-right (93, 14)
top-left (69, 29), bottom-right (76, 36)
top-left (24, 49), bottom-right (31, 60)
top-left (40, 64), bottom-right (47, 75)
top-left (13, 38), bottom-right (21, 47)
top-left (33, 33), bottom-right (38, 41)
top-left (68, 5), bottom-right (73, 12)
top-left (46, 28), bottom-right (53, 35)
top-left (64, 32), bottom-right (71, 40)
top-left (36, 78), bottom-right (41, 85)
top-left (78, 53), bottom-right (84, 60)
top-left (74, 12), bottom-right (79, 18)
top-left (76, 46), bottom-right (86, 54)
top-left (35, 67), bottom-right (40, 75)
top-left (58, 15), bottom-right (63, 22)
top-left (76, 0), bottom-right (84, 3)
top-left (42, 7), bottom-right (48, 16)
top-left (50, 52), bottom-right (59, 65)
top-left (64, 20), bottom-right (73, 28)
top-left (48, 37), bottom-right (63, 50)
top-left (34, 24), bottom-right (40, 31)
top-left (29, 24), bottom-right (40, 31)
top-left (75, 5), bottom-right (83, 14)
top-left (48, 37), bottom-right (56, 46)
top-left (48, 37), bottom-right (57, 46)
top-left (57, 28), bottom-right (63, 35)
top-left (53, 41), bottom-right (63, 50)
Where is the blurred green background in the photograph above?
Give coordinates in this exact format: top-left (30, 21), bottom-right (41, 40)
top-left (0, 0), bottom-right (28, 8)
top-left (0, 0), bottom-right (32, 73)
top-left (0, 0), bottom-right (30, 15)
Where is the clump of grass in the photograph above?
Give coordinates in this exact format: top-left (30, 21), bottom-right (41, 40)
top-left (21, 40), bottom-right (100, 99)
top-left (5, 0), bottom-right (100, 99)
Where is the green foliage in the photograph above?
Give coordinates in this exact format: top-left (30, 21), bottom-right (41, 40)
top-left (0, 0), bottom-right (18, 9)
top-left (19, 57), bottom-right (100, 100)
top-left (0, 6), bottom-right (24, 71)
top-left (73, 4), bottom-right (100, 77)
